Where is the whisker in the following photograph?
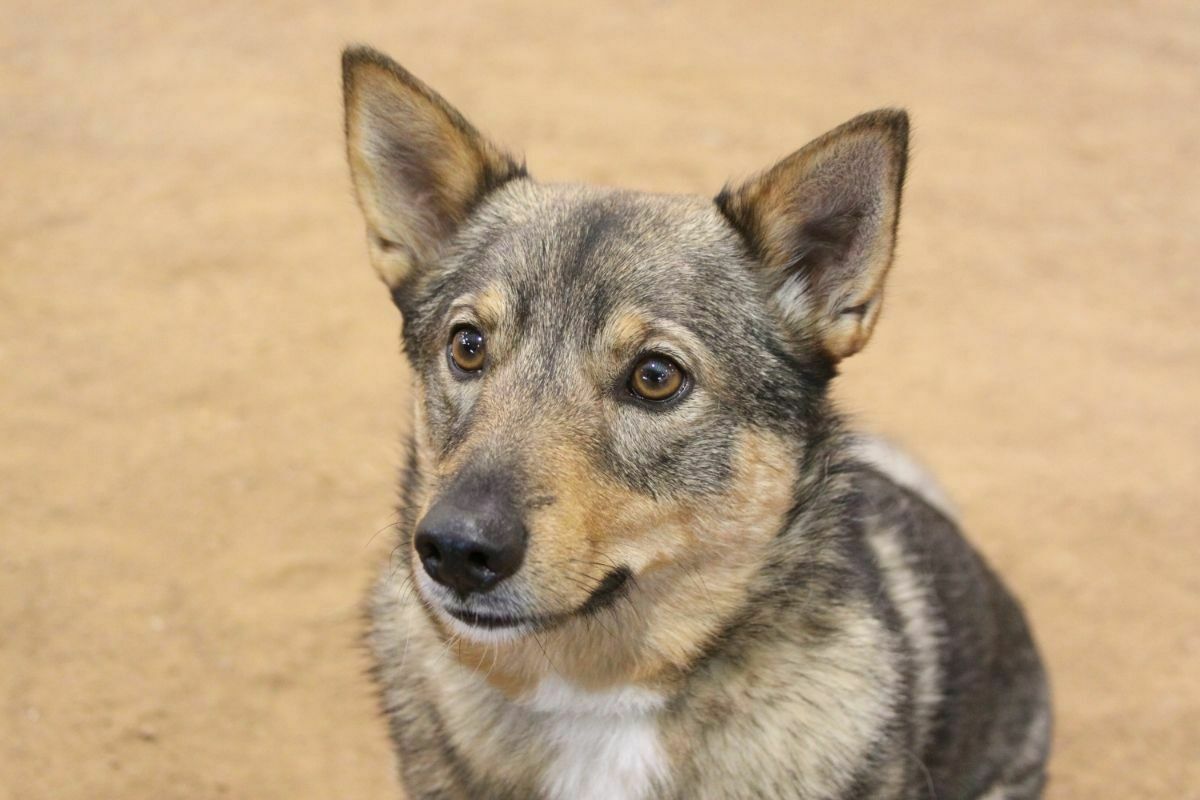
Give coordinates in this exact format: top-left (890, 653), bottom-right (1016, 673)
top-left (430, 630), bottom-right (462, 671)
top-left (393, 575), bottom-right (416, 674)
top-left (365, 510), bottom-right (403, 548)
top-left (480, 640), bottom-right (501, 684)
top-left (531, 631), bottom-right (561, 675)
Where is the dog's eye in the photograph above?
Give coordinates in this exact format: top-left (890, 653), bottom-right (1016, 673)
top-left (628, 354), bottom-right (686, 403)
top-left (448, 325), bottom-right (487, 373)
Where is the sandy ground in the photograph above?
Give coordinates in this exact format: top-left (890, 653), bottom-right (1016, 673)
top-left (2, 1), bottom-right (1197, 798)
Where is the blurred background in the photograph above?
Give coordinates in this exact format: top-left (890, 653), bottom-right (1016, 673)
top-left (2, 1), bottom-right (1197, 798)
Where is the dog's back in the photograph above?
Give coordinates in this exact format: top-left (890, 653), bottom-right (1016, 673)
top-left (862, 452), bottom-right (1050, 797)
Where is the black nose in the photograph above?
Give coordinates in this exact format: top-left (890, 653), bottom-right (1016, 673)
top-left (414, 473), bottom-right (527, 596)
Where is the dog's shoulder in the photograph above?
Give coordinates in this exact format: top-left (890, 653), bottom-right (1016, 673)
top-left (845, 436), bottom-right (1051, 797)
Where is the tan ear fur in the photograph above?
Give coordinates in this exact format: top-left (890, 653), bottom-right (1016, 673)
top-left (717, 110), bottom-right (909, 360)
top-left (342, 47), bottom-right (526, 289)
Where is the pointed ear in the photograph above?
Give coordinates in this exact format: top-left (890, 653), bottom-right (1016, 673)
top-left (342, 46), bottom-right (527, 291)
top-left (716, 110), bottom-right (909, 360)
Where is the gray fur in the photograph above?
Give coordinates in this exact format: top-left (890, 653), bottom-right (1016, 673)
top-left (344, 46), bottom-right (1051, 800)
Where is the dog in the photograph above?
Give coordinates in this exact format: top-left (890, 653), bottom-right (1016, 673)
top-left (342, 45), bottom-right (1051, 800)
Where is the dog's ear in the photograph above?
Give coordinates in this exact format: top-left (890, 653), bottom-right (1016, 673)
top-left (343, 46), bottom-right (527, 292)
top-left (717, 110), bottom-right (908, 360)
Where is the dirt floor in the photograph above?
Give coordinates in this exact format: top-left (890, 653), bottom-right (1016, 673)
top-left (2, 1), bottom-right (1197, 798)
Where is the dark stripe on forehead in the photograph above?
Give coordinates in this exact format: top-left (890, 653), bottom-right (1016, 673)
top-left (569, 202), bottom-right (633, 341)
top-left (564, 197), bottom-right (636, 278)
top-left (497, 200), bottom-right (628, 345)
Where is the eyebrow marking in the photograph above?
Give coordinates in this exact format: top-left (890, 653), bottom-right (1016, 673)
top-left (595, 306), bottom-right (708, 382)
top-left (607, 310), bottom-right (652, 355)
top-left (448, 284), bottom-right (511, 330)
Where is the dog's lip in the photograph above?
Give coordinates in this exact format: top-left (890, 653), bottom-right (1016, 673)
top-left (444, 606), bottom-right (542, 629)
top-left (440, 567), bottom-right (632, 632)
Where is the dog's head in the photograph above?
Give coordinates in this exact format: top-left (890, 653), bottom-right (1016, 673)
top-left (344, 48), bottom-right (907, 664)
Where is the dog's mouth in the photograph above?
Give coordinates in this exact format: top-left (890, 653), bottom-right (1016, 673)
top-left (432, 567), bottom-right (632, 636)
top-left (444, 607), bottom-right (542, 630)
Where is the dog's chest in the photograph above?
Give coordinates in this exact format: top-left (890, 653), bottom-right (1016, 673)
top-left (522, 677), bottom-right (670, 800)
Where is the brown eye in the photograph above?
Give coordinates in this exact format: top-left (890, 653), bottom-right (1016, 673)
top-left (629, 354), bottom-right (686, 402)
top-left (449, 325), bottom-right (486, 373)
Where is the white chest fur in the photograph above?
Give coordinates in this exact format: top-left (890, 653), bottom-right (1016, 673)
top-left (521, 676), bottom-right (670, 800)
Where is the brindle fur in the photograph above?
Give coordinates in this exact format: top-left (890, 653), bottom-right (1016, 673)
top-left (344, 45), bottom-right (1051, 800)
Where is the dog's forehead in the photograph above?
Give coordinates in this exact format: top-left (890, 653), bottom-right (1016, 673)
top-left (452, 182), bottom-right (754, 332)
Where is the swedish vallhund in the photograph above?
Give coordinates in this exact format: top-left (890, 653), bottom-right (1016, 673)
top-left (342, 46), bottom-right (1051, 800)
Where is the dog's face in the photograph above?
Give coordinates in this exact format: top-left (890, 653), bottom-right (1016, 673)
top-left (386, 184), bottom-right (828, 644)
top-left (344, 48), bottom-right (907, 658)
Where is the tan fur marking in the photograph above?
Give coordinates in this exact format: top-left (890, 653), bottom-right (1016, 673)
top-left (436, 429), bottom-right (798, 695)
top-left (468, 286), bottom-right (510, 333)
top-left (605, 310), bottom-right (652, 355)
